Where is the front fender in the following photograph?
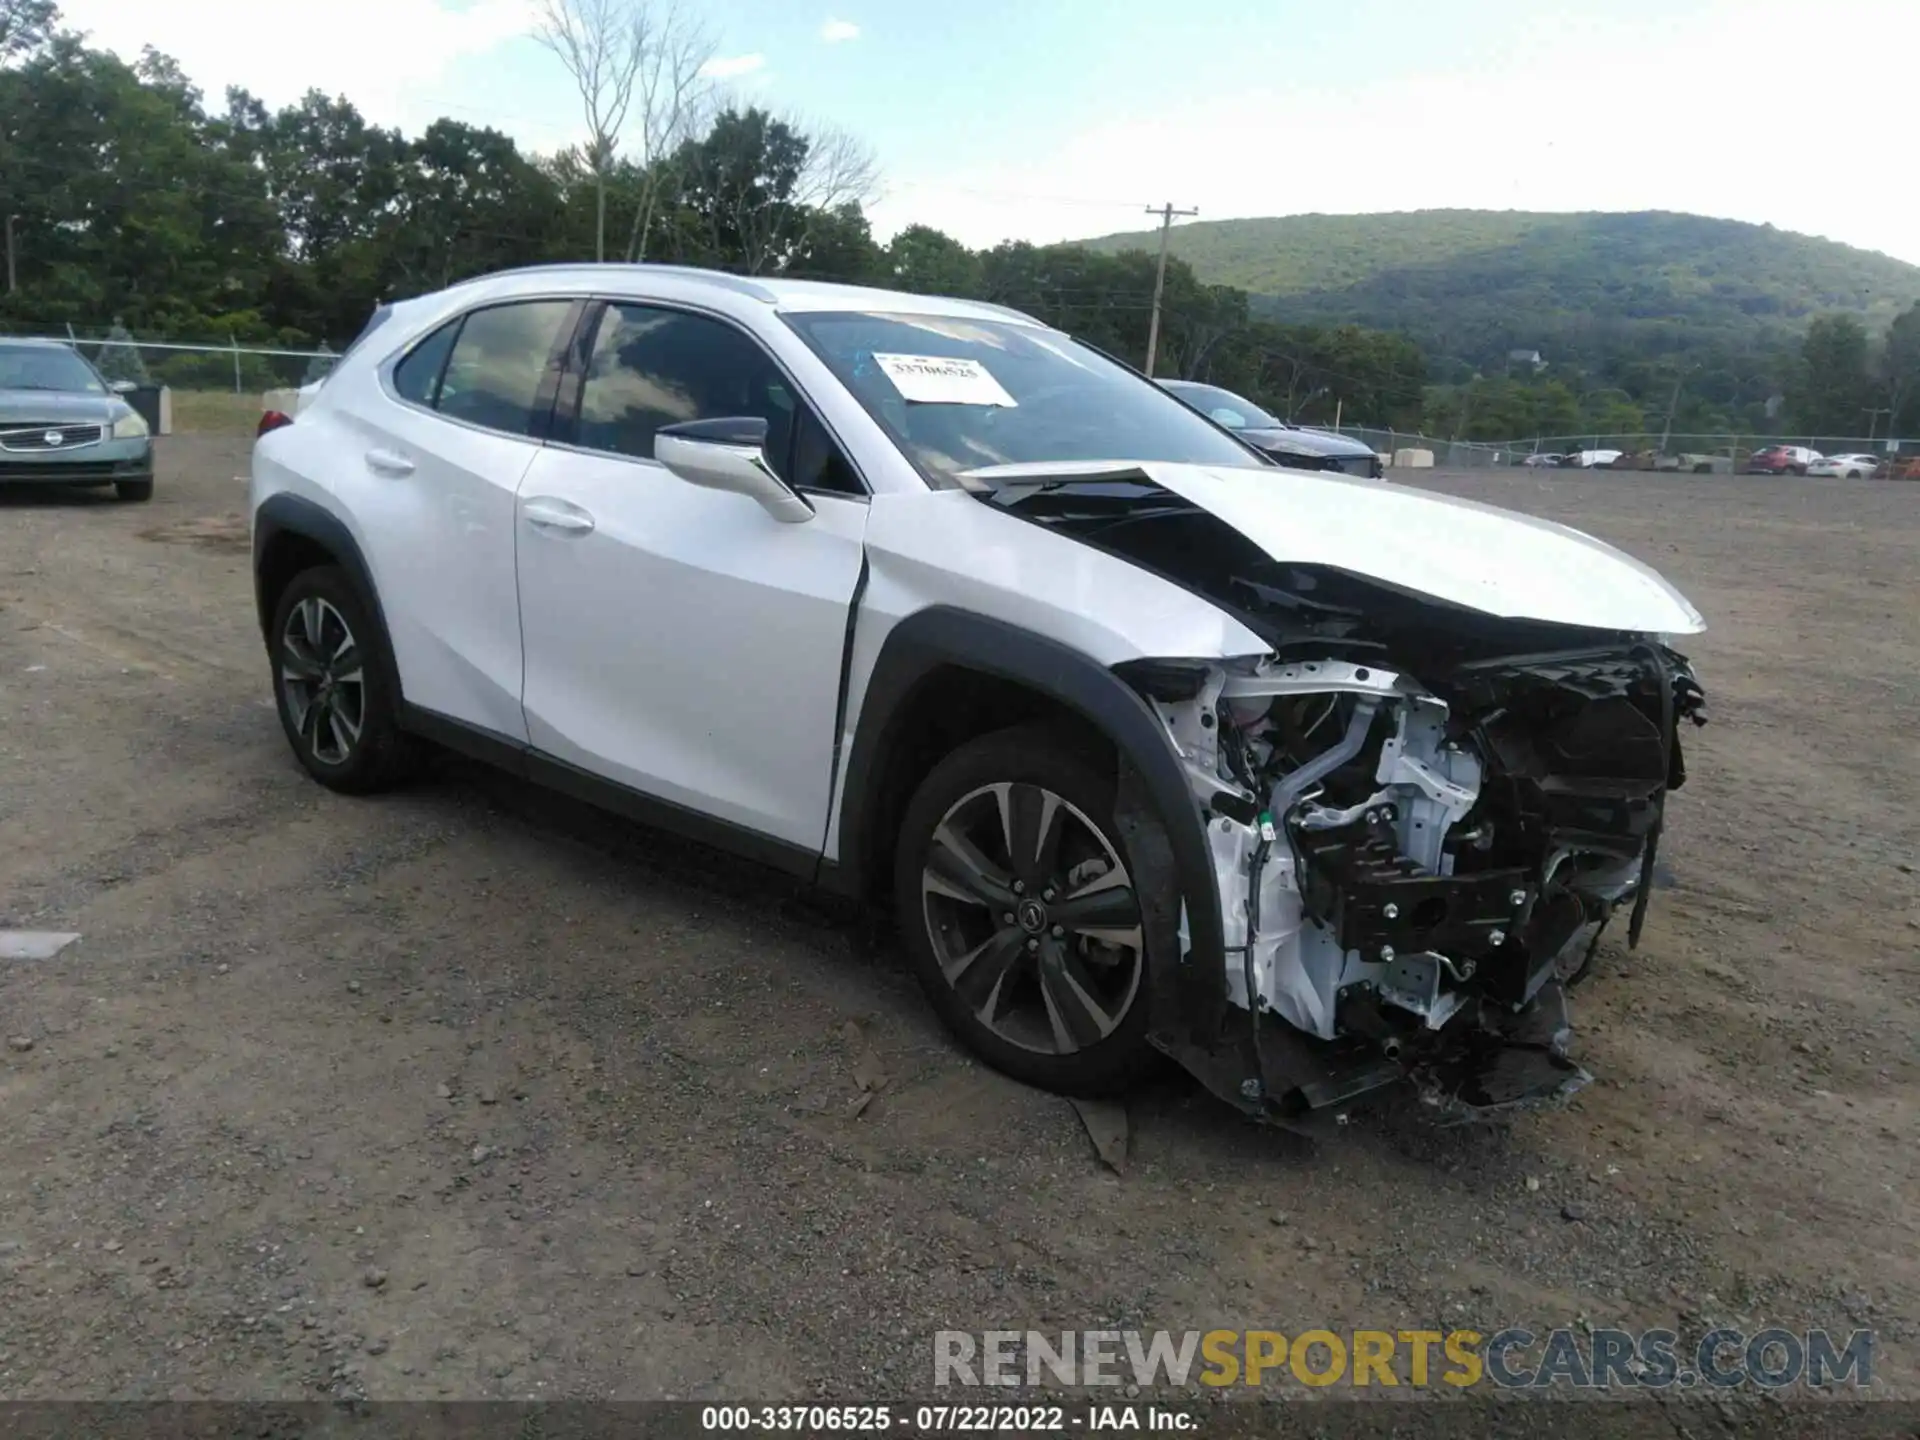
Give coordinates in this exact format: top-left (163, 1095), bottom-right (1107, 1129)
top-left (830, 606), bottom-right (1229, 1048)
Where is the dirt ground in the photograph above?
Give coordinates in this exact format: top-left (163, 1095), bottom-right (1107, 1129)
top-left (1, 438), bottom-right (1914, 1412)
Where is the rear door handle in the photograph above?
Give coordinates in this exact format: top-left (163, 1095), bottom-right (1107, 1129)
top-left (522, 496), bottom-right (596, 535)
top-left (365, 447), bottom-right (415, 477)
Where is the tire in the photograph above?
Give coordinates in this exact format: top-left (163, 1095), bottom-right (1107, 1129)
top-left (115, 479), bottom-right (154, 502)
top-left (893, 724), bottom-right (1159, 1098)
top-left (1792, 465), bottom-right (1807, 476)
top-left (1693, 464), bottom-right (1711, 475)
top-left (268, 564), bottom-right (421, 794)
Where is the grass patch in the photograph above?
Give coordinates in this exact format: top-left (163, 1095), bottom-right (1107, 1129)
top-left (169, 390), bottom-right (266, 436)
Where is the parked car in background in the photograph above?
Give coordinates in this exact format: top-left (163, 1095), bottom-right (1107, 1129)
top-left (1157, 379), bottom-right (1385, 478)
top-left (1743, 444), bottom-right (1821, 475)
top-left (1564, 449), bottom-right (1623, 469)
top-left (248, 263), bottom-right (1708, 1128)
top-left (1520, 451), bottom-right (1567, 467)
top-left (0, 338), bottom-right (154, 501)
top-left (1806, 453), bottom-right (1879, 479)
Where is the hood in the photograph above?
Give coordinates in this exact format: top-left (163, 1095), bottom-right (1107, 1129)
top-left (0, 388), bottom-right (118, 425)
top-left (964, 460), bottom-right (1706, 636)
top-left (1239, 425), bottom-right (1376, 460)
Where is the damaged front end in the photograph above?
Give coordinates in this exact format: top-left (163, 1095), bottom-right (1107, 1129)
top-left (980, 470), bottom-right (1709, 1129)
top-left (1124, 643), bottom-right (1706, 1129)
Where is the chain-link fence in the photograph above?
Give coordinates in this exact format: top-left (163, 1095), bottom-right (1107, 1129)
top-left (1322, 425), bottom-right (1511, 468)
top-left (1324, 426), bottom-right (1912, 471)
top-left (0, 323), bottom-right (338, 393)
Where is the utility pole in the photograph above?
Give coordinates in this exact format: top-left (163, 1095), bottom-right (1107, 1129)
top-left (1659, 377), bottom-right (1683, 454)
top-left (1861, 406), bottom-right (1892, 442)
top-left (1142, 201), bottom-right (1197, 378)
top-left (4, 214), bottom-right (15, 294)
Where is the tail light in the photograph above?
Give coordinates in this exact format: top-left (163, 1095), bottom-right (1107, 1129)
top-left (257, 410), bottom-right (294, 438)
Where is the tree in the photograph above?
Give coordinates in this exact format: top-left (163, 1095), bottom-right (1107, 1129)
top-left (0, 0), bottom-right (56, 63)
top-left (623, 4), bottom-right (713, 262)
top-left (1880, 301), bottom-right (1920, 437)
top-left (1789, 313), bottom-right (1871, 435)
top-left (885, 225), bottom-right (981, 296)
top-left (533, 0), bottom-right (711, 264)
top-left (385, 119), bottom-right (562, 292)
top-left (665, 107), bottom-right (874, 275)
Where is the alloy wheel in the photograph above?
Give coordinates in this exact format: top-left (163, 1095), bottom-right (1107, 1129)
top-left (280, 597), bottom-right (366, 766)
top-left (920, 782), bottom-right (1145, 1056)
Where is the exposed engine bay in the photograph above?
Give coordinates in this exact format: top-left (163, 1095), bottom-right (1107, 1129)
top-left (981, 471), bottom-right (1710, 1127)
top-left (1137, 645), bottom-right (1705, 1125)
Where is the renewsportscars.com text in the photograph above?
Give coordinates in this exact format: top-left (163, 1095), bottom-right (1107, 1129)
top-left (932, 1327), bottom-right (1874, 1390)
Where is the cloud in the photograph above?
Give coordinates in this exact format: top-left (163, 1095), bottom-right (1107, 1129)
top-left (821, 18), bottom-right (860, 42)
top-left (51, 0), bottom-right (535, 134)
top-left (702, 52), bottom-right (768, 79)
top-left (869, 0), bottom-right (1920, 266)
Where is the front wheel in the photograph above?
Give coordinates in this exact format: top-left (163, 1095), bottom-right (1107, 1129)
top-left (268, 566), bottom-right (421, 794)
top-left (115, 478), bottom-right (153, 502)
top-left (893, 725), bottom-right (1158, 1097)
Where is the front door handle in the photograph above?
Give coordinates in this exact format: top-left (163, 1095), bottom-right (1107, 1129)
top-left (365, 447), bottom-right (415, 477)
top-left (523, 497), bottom-right (596, 535)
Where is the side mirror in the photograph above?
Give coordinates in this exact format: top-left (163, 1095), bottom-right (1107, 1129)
top-left (654, 416), bottom-right (813, 524)
top-left (109, 379), bottom-right (137, 394)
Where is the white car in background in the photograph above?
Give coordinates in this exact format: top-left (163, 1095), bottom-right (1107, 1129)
top-left (1564, 449), bottom-right (1624, 469)
top-left (1806, 453), bottom-right (1879, 479)
top-left (248, 263), bottom-right (1708, 1129)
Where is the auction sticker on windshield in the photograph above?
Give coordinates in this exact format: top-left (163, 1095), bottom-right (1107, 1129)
top-left (873, 353), bottom-right (1018, 407)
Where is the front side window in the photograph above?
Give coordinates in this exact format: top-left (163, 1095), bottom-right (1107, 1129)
top-left (571, 303), bottom-right (861, 495)
top-left (433, 300), bottom-right (574, 437)
top-left (782, 311), bottom-right (1264, 487)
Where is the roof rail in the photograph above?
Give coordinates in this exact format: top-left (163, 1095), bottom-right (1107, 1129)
top-left (453, 261), bottom-right (781, 303)
top-left (967, 299), bottom-right (1044, 325)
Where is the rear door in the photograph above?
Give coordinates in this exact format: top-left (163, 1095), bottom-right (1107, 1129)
top-left (346, 297), bottom-right (581, 741)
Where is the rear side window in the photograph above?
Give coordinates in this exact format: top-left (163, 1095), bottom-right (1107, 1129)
top-left (434, 300), bottom-right (574, 437)
top-left (392, 319), bottom-right (458, 407)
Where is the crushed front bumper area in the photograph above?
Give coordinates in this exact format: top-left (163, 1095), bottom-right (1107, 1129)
top-left (1119, 641), bottom-right (1706, 1133)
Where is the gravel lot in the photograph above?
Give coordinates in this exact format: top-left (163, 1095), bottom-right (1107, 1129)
top-left (1, 438), bottom-right (1914, 1412)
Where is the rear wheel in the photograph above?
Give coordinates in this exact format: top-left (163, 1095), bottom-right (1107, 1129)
top-left (893, 726), bottom-right (1157, 1097)
top-left (269, 566), bottom-right (421, 793)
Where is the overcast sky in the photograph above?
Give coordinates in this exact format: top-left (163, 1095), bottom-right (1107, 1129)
top-left (51, 0), bottom-right (1920, 266)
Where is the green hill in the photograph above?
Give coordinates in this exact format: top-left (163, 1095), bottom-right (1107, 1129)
top-left (1081, 210), bottom-right (1920, 374)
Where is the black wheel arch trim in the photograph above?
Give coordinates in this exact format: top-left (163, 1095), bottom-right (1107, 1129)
top-left (829, 605), bottom-right (1228, 1046)
top-left (253, 492), bottom-right (405, 704)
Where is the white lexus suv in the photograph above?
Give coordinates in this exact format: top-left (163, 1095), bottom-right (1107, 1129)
top-left (250, 265), bottom-right (1708, 1129)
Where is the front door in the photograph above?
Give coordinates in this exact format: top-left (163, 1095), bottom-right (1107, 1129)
top-left (514, 301), bottom-right (869, 851)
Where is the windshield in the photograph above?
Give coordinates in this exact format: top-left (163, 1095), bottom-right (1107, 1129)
top-left (1160, 380), bottom-right (1284, 431)
top-left (0, 343), bottom-right (106, 394)
top-left (782, 311), bottom-right (1263, 485)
